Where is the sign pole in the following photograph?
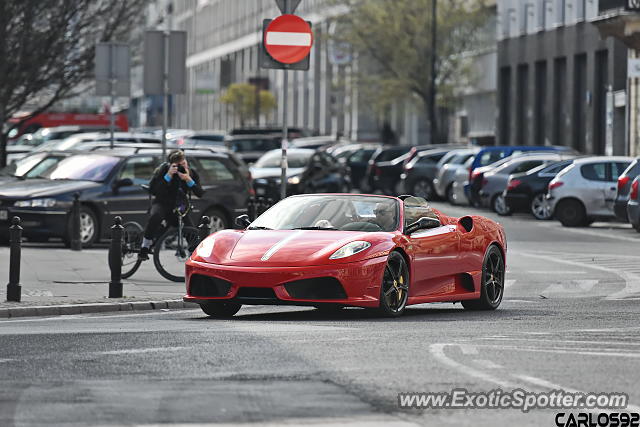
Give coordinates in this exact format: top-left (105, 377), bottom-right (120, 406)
top-left (109, 44), bottom-right (115, 149)
top-left (162, 16), bottom-right (170, 160)
top-left (281, 68), bottom-right (288, 200)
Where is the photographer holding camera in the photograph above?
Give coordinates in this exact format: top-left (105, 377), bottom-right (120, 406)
top-left (139, 150), bottom-right (204, 260)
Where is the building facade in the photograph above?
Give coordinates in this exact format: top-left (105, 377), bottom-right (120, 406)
top-left (497, 0), bottom-right (628, 155)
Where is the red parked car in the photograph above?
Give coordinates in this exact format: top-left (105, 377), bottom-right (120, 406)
top-left (185, 194), bottom-right (507, 318)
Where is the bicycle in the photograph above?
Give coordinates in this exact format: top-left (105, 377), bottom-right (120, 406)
top-left (119, 186), bottom-right (201, 282)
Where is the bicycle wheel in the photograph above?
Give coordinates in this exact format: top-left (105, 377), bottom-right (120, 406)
top-left (121, 221), bottom-right (144, 279)
top-left (153, 225), bottom-right (200, 282)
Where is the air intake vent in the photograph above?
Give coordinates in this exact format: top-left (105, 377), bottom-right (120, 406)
top-left (284, 277), bottom-right (347, 300)
top-left (189, 274), bottom-right (232, 297)
top-left (236, 287), bottom-right (278, 299)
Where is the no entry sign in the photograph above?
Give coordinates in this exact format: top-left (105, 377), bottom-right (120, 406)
top-left (264, 14), bottom-right (313, 64)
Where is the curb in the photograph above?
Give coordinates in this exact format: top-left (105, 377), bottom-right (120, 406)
top-left (0, 300), bottom-right (200, 319)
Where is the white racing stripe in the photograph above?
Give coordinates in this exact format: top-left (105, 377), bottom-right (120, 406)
top-left (266, 32), bottom-right (312, 46)
top-left (261, 231), bottom-right (305, 261)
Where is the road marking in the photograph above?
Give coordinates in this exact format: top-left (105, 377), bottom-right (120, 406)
top-left (472, 343), bottom-right (640, 358)
top-left (459, 344), bottom-right (478, 355)
top-left (96, 346), bottom-right (189, 356)
top-left (429, 343), bottom-right (518, 388)
top-left (478, 337), bottom-right (640, 347)
top-left (521, 252), bottom-right (640, 300)
top-left (472, 358), bottom-right (502, 369)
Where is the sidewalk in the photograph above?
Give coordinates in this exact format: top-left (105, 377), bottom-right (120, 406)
top-left (0, 245), bottom-right (198, 318)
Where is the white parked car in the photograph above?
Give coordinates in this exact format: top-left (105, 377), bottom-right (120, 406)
top-left (547, 156), bottom-right (633, 227)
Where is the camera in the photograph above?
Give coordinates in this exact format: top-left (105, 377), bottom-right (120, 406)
top-left (177, 165), bottom-right (186, 174)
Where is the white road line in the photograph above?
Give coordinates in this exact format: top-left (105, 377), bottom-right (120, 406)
top-left (478, 337), bottom-right (640, 346)
top-left (521, 252), bottom-right (640, 300)
top-left (459, 344), bottom-right (479, 355)
top-left (429, 343), bottom-right (518, 388)
top-left (96, 346), bottom-right (188, 356)
top-left (472, 358), bottom-right (502, 369)
top-left (473, 344), bottom-right (640, 358)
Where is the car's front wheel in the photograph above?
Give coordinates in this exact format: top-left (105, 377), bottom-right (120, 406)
top-left (65, 206), bottom-right (98, 248)
top-left (200, 301), bottom-right (242, 318)
top-left (376, 251), bottom-right (409, 317)
top-left (462, 245), bottom-right (504, 311)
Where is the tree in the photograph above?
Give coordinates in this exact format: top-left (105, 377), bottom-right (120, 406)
top-left (220, 83), bottom-right (277, 126)
top-left (0, 0), bottom-right (147, 167)
top-left (331, 0), bottom-right (491, 143)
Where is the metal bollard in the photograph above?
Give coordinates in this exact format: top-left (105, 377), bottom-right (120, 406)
top-left (71, 192), bottom-right (81, 251)
top-left (198, 215), bottom-right (210, 243)
top-left (108, 216), bottom-right (123, 298)
top-left (6, 216), bottom-right (22, 302)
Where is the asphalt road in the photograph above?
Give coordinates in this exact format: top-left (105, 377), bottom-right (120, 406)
top-left (1, 201), bottom-right (639, 427)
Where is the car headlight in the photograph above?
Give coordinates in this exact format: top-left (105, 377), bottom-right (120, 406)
top-left (195, 237), bottom-right (215, 258)
top-left (329, 241), bottom-right (371, 260)
top-left (14, 198), bottom-right (57, 208)
top-left (288, 175), bottom-right (301, 185)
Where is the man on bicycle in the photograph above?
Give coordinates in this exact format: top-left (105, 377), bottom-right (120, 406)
top-left (139, 150), bottom-right (204, 260)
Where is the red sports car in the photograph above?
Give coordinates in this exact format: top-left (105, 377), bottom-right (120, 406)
top-left (185, 194), bottom-right (507, 318)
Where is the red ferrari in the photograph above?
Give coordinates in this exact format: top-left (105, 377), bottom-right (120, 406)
top-left (185, 194), bottom-right (507, 318)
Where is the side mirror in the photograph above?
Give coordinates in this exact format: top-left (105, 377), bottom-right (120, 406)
top-left (405, 216), bottom-right (441, 234)
top-left (113, 178), bottom-right (133, 190)
top-left (235, 214), bottom-right (251, 228)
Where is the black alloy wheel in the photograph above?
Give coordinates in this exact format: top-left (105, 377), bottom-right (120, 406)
top-left (412, 179), bottom-right (435, 200)
top-left (200, 301), bottom-right (242, 318)
top-left (462, 245), bottom-right (504, 310)
top-left (376, 251), bottom-right (409, 317)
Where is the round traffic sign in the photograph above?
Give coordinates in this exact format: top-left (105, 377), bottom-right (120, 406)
top-left (264, 14), bottom-right (313, 64)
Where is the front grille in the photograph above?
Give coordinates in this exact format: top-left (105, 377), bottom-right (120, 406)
top-left (236, 287), bottom-right (277, 300)
top-left (189, 274), bottom-right (232, 297)
top-left (284, 277), bottom-right (347, 300)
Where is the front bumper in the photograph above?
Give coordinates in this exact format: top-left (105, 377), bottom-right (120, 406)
top-left (0, 207), bottom-right (69, 239)
top-left (184, 256), bottom-right (388, 308)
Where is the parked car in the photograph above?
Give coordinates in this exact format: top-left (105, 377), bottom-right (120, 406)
top-left (225, 134), bottom-right (282, 164)
top-left (450, 157), bottom-right (475, 206)
top-left (479, 153), bottom-right (572, 214)
top-left (613, 157), bottom-right (640, 222)
top-left (364, 146), bottom-right (414, 194)
top-left (433, 148), bottom-right (480, 203)
top-left (547, 156), bottom-right (632, 227)
top-left (342, 145), bottom-right (380, 192)
top-left (33, 132), bottom-right (162, 153)
top-left (0, 149), bottom-right (252, 245)
top-left (503, 159), bottom-right (577, 220)
top-left (466, 145), bottom-right (578, 206)
top-left (627, 176), bottom-right (640, 232)
top-left (251, 148), bottom-right (351, 200)
top-left (401, 146), bottom-right (468, 200)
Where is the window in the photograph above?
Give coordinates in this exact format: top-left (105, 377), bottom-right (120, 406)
top-left (512, 160), bottom-right (544, 174)
top-left (119, 157), bottom-right (156, 185)
top-left (612, 162), bottom-right (632, 181)
top-left (348, 149), bottom-right (375, 164)
top-left (556, 0), bottom-right (566, 25)
top-left (580, 163), bottom-right (607, 181)
top-left (540, 162), bottom-right (571, 175)
top-left (197, 158), bottom-right (235, 184)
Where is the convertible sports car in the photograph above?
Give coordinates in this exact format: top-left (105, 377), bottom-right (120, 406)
top-left (185, 194), bottom-right (507, 318)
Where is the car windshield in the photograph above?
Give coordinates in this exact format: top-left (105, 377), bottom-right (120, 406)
top-left (249, 195), bottom-right (400, 232)
top-left (37, 154), bottom-right (120, 182)
top-left (254, 151), bottom-right (312, 168)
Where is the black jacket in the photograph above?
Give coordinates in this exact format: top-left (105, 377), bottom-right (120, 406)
top-left (148, 162), bottom-right (204, 207)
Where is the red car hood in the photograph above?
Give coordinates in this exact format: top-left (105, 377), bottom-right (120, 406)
top-left (199, 229), bottom-right (394, 267)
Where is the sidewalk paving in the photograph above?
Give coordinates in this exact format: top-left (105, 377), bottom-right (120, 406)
top-left (0, 245), bottom-right (198, 318)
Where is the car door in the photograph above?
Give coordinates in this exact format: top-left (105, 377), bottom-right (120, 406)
top-left (579, 162), bottom-right (611, 216)
top-left (104, 156), bottom-right (157, 226)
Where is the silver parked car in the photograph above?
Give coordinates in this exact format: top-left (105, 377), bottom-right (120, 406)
top-left (450, 157), bottom-right (474, 206)
top-left (480, 153), bottom-right (572, 215)
top-left (433, 148), bottom-right (479, 203)
top-left (547, 156), bottom-right (633, 227)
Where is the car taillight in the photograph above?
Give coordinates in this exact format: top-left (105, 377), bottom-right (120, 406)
top-left (618, 175), bottom-right (630, 192)
top-left (471, 170), bottom-right (482, 180)
top-left (631, 179), bottom-right (639, 200)
top-left (506, 179), bottom-right (522, 191)
top-left (548, 181), bottom-right (563, 191)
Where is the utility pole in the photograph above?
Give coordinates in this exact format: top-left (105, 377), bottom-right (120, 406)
top-left (429, 0), bottom-right (438, 144)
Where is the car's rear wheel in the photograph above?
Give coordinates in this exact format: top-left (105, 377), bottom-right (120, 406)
top-left (530, 193), bottom-right (552, 220)
top-left (376, 251), bottom-right (409, 317)
top-left (462, 245), bottom-right (504, 311)
top-left (411, 178), bottom-right (435, 201)
top-left (203, 208), bottom-right (228, 234)
top-left (492, 194), bottom-right (512, 216)
top-left (556, 199), bottom-right (587, 227)
top-left (200, 301), bottom-right (242, 318)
